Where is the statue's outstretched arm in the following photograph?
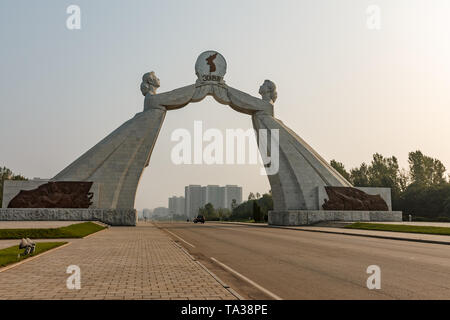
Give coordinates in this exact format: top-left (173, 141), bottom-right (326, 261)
top-left (226, 85), bottom-right (274, 116)
top-left (144, 84), bottom-right (197, 111)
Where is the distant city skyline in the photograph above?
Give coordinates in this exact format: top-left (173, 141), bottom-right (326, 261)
top-left (185, 184), bottom-right (243, 219)
top-left (144, 184), bottom-right (244, 217)
top-left (168, 196), bottom-right (185, 216)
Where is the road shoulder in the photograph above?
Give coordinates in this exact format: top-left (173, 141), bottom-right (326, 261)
top-left (217, 221), bottom-right (450, 245)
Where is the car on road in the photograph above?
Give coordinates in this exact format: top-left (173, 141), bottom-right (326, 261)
top-left (193, 215), bottom-right (205, 224)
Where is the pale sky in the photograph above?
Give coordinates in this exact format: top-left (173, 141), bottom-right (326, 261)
top-left (1, 1), bottom-right (450, 210)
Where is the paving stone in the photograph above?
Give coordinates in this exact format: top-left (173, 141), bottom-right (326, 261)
top-left (0, 224), bottom-right (235, 300)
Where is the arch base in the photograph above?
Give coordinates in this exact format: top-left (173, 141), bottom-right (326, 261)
top-left (0, 208), bottom-right (137, 226)
top-left (268, 210), bottom-right (403, 226)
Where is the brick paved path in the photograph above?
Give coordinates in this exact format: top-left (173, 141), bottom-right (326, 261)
top-left (0, 223), bottom-right (236, 300)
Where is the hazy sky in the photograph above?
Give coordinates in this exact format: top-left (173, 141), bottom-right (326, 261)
top-left (1, 1), bottom-right (450, 210)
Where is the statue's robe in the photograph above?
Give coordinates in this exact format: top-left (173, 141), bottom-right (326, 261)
top-left (54, 85), bottom-right (197, 209)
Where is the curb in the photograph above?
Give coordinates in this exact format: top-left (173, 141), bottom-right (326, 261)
top-left (82, 226), bottom-right (109, 239)
top-left (0, 242), bottom-right (71, 274)
top-left (217, 221), bottom-right (450, 246)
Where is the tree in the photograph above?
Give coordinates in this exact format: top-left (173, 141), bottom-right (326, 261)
top-left (256, 192), bottom-right (261, 199)
top-left (217, 208), bottom-right (231, 221)
top-left (230, 191), bottom-right (273, 222)
top-left (444, 197), bottom-right (450, 215)
top-left (0, 166), bottom-right (27, 208)
top-left (408, 150), bottom-right (447, 186)
top-left (204, 202), bottom-right (215, 218)
top-left (350, 163), bottom-right (370, 187)
top-left (199, 203), bottom-right (219, 220)
top-left (347, 154), bottom-right (403, 204)
top-left (398, 168), bottom-right (410, 193)
top-left (399, 183), bottom-right (450, 220)
top-left (248, 192), bottom-right (256, 200)
top-left (344, 154), bottom-right (402, 208)
top-left (252, 201), bottom-right (263, 222)
top-left (231, 199), bottom-right (237, 211)
top-left (368, 153), bottom-right (402, 199)
top-left (330, 160), bottom-right (351, 181)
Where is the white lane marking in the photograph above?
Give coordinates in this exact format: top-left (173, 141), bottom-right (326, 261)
top-left (165, 229), bottom-right (196, 248)
top-left (210, 257), bottom-right (283, 300)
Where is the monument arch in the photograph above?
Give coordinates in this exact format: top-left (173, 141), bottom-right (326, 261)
top-left (2, 51), bottom-right (402, 226)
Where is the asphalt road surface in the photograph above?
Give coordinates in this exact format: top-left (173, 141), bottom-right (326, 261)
top-left (156, 221), bottom-right (450, 300)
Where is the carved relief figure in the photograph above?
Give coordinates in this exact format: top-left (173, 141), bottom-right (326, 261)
top-left (322, 187), bottom-right (389, 211)
top-left (8, 182), bottom-right (93, 208)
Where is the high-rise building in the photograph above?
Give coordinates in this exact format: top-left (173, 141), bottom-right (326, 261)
top-left (204, 185), bottom-right (222, 209)
top-left (201, 186), bottom-right (207, 205)
top-left (184, 184), bottom-right (243, 217)
top-left (153, 207), bottom-right (169, 217)
top-left (168, 197), bottom-right (175, 214)
top-left (223, 185), bottom-right (243, 209)
top-left (142, 208), bottom-right (152, 220)
top-left (168, 196), bottom-right (185, 216)
top-left (185, 185), bottom-right (205, 219)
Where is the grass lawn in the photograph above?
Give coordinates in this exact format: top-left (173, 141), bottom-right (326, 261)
top-left (0, 222), bottom-right (106, 239)
top-left (345, 222), bottom-right (450, 236)
top-left (0, 242), bottom-right (67, 268)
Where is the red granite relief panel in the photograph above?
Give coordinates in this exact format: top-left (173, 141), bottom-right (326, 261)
top-left (8, 181), bottom-right (93, 208)
top-left (322, 186), bottom-right (388, 211)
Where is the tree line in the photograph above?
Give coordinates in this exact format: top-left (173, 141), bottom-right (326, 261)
top-left (195, 192), bottom-right (273, 223)
top-left (229, 192), bottom-right (273, 222)
top-left (330, 150), bottom-right (450, 221)
top-left (220, 150), bottom-right (450, 222)
top-left (198, 203), bottom-right (232, 221)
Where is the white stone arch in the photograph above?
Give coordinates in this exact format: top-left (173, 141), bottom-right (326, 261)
top-left (1, 51), bottom-right (403, 226)
top-left (53, 73), bottom-right (351, 212)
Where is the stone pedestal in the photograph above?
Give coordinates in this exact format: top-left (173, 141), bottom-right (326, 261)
top-left (268, 210), bottom-right (403, 226)
top-left (0, 208), bottom-right (137, 226)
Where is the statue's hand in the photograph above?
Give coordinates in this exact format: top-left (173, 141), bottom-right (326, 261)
top-left (144, 84), bottom-right (196, 111)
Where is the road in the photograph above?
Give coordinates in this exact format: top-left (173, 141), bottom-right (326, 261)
top-left (156, 221), bottom-right (450, 300)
